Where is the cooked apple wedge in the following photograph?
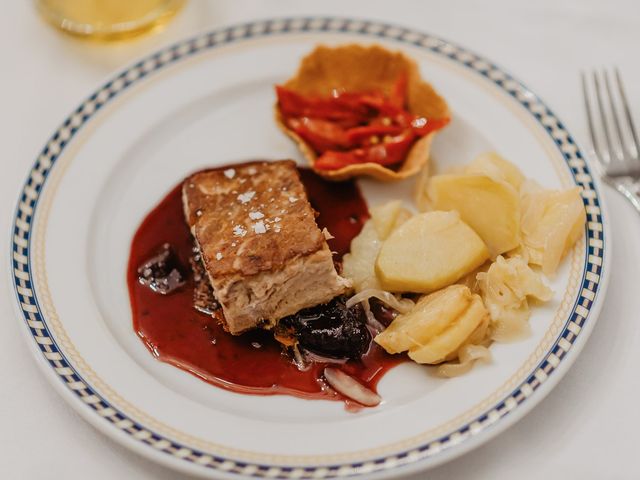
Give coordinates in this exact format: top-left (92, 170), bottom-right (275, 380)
top-left (375, 284), bottom-right (489, 365)
top-left (342, 221), bottom-right (383, 292)
top-left (408, 295), bottom-right (487, 364)
top-left (427, 174), bottom-right (520, 256)
top-left (375, 211), bottom-right (489, 293)
top-left (520, 181), bottom-right (586, 274)
top-left (343, 200), bottom-right (413, 293)
top-left (464, 152), bottom-right (525, 190)
top-left (370, 200), bottom-right (412, 241)
top-left (375, 285), bottom-right (473, 354)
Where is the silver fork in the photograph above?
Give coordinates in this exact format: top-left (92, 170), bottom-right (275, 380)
top-left (582, 69), bottom-right (640, 211)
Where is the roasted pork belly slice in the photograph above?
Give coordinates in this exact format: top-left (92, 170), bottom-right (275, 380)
top-left (182, 160), bottom-right (351, 334)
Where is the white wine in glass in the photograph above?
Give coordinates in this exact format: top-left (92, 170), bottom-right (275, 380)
top-left (35, 0), bottom-right (186, 41)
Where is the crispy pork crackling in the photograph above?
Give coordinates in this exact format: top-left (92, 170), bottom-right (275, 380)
top-left (182, 160), bottom-right (351, 334)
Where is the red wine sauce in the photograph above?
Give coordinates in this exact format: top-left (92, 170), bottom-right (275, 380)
top-left (127, 170), bottom-right (405, 404)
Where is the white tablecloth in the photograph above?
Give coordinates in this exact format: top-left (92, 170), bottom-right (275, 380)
top-left (2, 1), bottom-right (639, 478)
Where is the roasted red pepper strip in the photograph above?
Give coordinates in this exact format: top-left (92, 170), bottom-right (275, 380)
top-left (358, 75), bottom-right (408, 116)
top-left (313, 151), bottom-right (365, 170)
top-left (287, 117), bottom-right (350, 152)
top-left (276, 76), bottom-right (449, 171)
top-left (345, 124), bottom-right (404, 144)
top-left (411, 117), bottom-right (451, 136)
top-left (315, 130), bottom-right (416, 170)
top-left (276, 86), bottom-right (369, 126)
top-left (362, 130), bottom-right (416, 166)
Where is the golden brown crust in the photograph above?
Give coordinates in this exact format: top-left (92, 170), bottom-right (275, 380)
top-left (182, 160), bottom-right (351, 335)
top-left (182, 160), bottom-right (325, 278)
top-left (275, 44), bottom-right (450, 181)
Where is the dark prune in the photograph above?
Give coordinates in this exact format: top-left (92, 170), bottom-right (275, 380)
top-left (137, 243), bottom-right (186, 295)
top-left (279, 296), bottom-right (371, 360)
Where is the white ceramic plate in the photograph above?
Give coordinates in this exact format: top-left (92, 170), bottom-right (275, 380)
top-left (10, 17), bottom-right (609, 479)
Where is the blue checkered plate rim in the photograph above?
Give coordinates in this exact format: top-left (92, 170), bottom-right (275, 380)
top-left (10, 16), bottom-right (609, 479)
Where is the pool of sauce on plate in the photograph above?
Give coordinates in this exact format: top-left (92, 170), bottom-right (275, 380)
top-left (127, 168), bottom-right (405, 405)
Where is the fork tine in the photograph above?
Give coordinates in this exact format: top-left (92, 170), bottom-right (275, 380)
top-left (582, 72), bottom-right (603, 162)
top-left (615, 68), bottom-right (640, 158)
top-left (593, 70), bottom-right (617, 162)
top-left (603, 70), bottom-right (626, 158)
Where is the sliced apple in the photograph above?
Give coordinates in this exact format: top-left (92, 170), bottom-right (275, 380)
top-left (520, 183), bottom-right (586, 274)
top-left (342, 220), bottom-right (383, 292)
top-left (375, 211), bottom-right (489, 293)
top-left (408, 295), bottom-right (487, 364)
top-left (374, 284), bottom-right (490, 365)
top-left (370, 200), bottom-right (412, 240)
top-left (375, 285), bottom-right (473, 354)
top-left (427, 174), bottom-right (520, 256)
top-left (464, 152), bottom-right (525, 190)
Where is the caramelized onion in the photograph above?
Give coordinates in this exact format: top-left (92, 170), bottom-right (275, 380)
top-left (477, 255), bottom-right (552, 343)
top-left (490, 314), bottom-right (531, 342)
top-left (303, 350), bottom-right (348, 365)
top-left (436, 344), bottom-right (491, 378)
top-left (323, 367), bottom-right (381, 406)
top-left (291, 345), bottom-right (310, 372)
top-left (346, 289), bottom-right (414, 314)
top-left (361, 298), bottom-right (385, 334)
